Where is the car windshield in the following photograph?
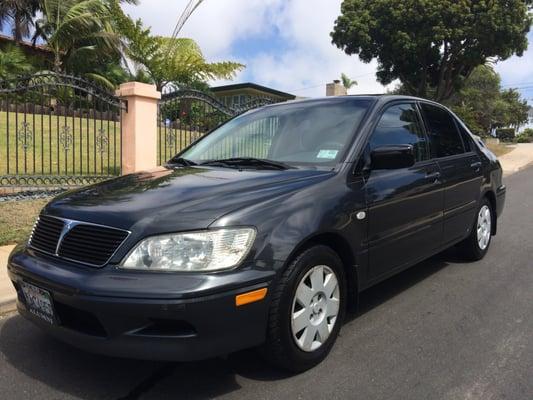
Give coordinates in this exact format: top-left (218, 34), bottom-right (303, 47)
top-left (179, 98), bottom-right (373, 168)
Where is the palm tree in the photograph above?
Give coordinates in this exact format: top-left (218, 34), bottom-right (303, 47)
top-left (0, 45), bottom-right (32, 80)
top-left (118, 15), bottom-right (243, 91)
top-left (147, 37), bottom-right (244, 91)
top-left (32, 0), bottom-right (121, 74)
top-left (0, 0), bottom-right (40, 42)
top-left (341, 73), bottom-right (357, 91)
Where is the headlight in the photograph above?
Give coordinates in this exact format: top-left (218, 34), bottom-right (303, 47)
top-left (120, 228), bottom-right (256, 272)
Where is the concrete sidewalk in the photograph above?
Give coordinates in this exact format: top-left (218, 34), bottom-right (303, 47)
top-left (499, 143), bottom-right (533, 175)
top-left (0, 245), bottom-right (16, 314)
top-left (0, 144), bottom-right (532, 315)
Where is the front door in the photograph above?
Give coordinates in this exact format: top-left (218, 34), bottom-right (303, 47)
top-left (364, 103), bottom-right (444, 281)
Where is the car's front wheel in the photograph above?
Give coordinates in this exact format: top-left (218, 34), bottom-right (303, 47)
top-left (262, 245), bottom-right (346, 372)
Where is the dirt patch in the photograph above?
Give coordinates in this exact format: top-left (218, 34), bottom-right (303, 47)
top-left (0, 199), bottom-right (49, 246)
top-left (486, 142), bottom-right (514, 157)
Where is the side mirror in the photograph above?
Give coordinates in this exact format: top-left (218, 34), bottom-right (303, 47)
top-left (370, 145), bottom-right (415, 170)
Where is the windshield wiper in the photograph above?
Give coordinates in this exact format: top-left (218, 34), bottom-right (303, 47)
top-left (166, 156), bottom-right (197, 167)
top-left (200, 157), bottom-right (293, 170)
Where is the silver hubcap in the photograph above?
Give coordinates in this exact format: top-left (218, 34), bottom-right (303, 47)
top-left (291, 265), bottom-right (340, 352)
top-left (477, 205), bottom-right (492, 250)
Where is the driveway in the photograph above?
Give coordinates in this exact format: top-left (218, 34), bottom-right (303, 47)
top-left (1, 166), bottom-right (532, 400)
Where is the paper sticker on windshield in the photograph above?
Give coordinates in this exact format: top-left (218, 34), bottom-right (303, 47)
top-left (317, 149), bottom-right (338, 159)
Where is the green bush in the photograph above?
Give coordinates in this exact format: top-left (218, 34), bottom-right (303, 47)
top-left (521, 128), bottom-right (533, 138)
top-left (516, 135), bottom-right (531, 143)
top-left (496, 128), bottom-right (516, 142)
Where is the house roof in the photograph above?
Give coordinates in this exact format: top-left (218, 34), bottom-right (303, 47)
top-left (0, 34), bottom-right (51, 55)
top-left (210, 82), bottom-right (296, 99)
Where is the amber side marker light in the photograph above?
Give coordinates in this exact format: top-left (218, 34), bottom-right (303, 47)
top-left (235, 288), bottom-right (268, 306)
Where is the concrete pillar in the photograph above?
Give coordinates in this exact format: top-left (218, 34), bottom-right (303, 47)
top-left (116, 82), bottom-right (161, 175)
top-left (326, 80), bottom-right (348, 96)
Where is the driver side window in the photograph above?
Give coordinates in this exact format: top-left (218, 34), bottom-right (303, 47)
top-left (369, 103), bottom-right (429, 162)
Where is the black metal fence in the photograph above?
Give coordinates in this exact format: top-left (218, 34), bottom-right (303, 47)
top-left (0, 73), bottom-right (125, 189)
top-left (158, 89), bottom-right (276, 164)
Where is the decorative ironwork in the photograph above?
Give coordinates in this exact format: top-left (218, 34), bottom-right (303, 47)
top-left (157, 88), bottom-right (280, 165)
top-left (160, 89), bottom-right (276, 117)
top-left (96, 128), bottom-right (108, 154)
top-left (161, 89), bottom-right (235, 116)
top-left (0, 73), bottom-right (126, 109)
top-left (17, 122), bottom-right (33, 151)
top-left (1, 72), bottom-right (124, 187)
top-left (0, 175), bottom-right (115, 188)
top-left (233, 97), bottom-right (276, 114)
top-left (59, 126), bottom-right (73, 150)
top-left (165, 131), bottom-right (177, 148)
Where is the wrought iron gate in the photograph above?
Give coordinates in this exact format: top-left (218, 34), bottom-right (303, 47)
top-left (0, 73), bottom-right (125, 189)
top-left (158, 89), bottom-right (276, 164)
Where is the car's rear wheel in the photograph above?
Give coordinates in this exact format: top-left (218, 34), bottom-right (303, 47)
top-left (262, 245), bottom-right (346, 372)
top-left (459, 197), bottom-right (493, 261)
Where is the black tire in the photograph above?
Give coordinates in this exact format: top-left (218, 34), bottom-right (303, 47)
top-left (458, 197), bottom-right (493, 261)
top-left (262, 245), bottom-right (347, 372)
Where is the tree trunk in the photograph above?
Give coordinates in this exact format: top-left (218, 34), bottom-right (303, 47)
top-left (13, 14), bottom-right (23, 42)
top-left (54, 51), bottom-right (62, 74)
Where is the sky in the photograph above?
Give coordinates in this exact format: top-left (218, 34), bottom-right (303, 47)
top-left (2, 0), bottom-right (531, 103)
top-left (122, 0), bottom-right (533, 104)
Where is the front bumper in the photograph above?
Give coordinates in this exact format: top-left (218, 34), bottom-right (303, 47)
top-left (8, 247), bottom-right (277, 361)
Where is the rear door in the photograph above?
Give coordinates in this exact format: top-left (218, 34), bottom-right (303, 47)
top-left (364, 102), bottom-right (444, 281)
top-left (419, 103), bottom-right (483, 246)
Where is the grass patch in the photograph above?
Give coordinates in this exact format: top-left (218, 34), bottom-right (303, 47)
top-left (0, 198), bottom-right (48, 246)
top-left (485, 142), bottom-right (514, 157)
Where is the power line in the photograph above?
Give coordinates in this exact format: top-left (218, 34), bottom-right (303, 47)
top-left (502, 81), bottom-right (533, 88)
top-left (170, 0), bottom-right (205, 40)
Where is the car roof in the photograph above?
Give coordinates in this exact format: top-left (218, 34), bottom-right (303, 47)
top-left (252, 95), bottom-right (449, 116)
top-left (267, 94), bottom-right (442, 107)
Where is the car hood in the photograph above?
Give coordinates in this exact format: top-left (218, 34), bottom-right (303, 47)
top-left (43, 166), bottom-right (334, 233)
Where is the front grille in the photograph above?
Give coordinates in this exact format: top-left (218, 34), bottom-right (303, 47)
top-left (29, 215), bottom-right (64, 254)
top-left (58, 224), bottom-right (129, 266)
top-left (29, 216), bottom-right (129, 267)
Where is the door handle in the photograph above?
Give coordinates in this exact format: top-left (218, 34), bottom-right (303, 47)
top-left (470, 161), bottom-right (482, 171)
top-left (426, 171), bottom-right (441, 184)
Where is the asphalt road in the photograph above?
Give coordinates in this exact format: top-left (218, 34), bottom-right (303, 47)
top-left (1, 166), bottom-right (532, 400)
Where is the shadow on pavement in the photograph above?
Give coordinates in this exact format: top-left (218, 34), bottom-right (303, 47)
top-left (0, 249), bottom-right (456, 400)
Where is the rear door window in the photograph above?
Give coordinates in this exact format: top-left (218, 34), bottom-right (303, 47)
top-left (369, 103), bottom-right (429, 162)
top-left (420, 103), bottom-right (465, 158)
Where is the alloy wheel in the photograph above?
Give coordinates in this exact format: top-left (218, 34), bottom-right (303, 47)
top-left (291, 265), bottom-right (340, 352)
top-left (477, 205), bottom-right (492, 250)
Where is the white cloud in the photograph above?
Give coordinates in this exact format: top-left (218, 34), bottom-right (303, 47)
top-left (123, 0), bottom-right (531, 101)
top-left (122, 0), bottom-right (391, 97)
top-left (249, 0), bottom-right (392, 97)
top-left (123, 0), bottom-right (281, 58)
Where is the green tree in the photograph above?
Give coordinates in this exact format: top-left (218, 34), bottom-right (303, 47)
top-left (0, 45), bottom-right (32, 80)
top-left (33, 0), bottom-right (121, 74)
top-left (449, 65), bottom-right (530, 135)
top-left (0, 0), bottom-right (39, 41)
top-left (340, 73), bottom-right (357, 90)
top-left (500, 89), bottom-right (530, 129)
top-left (115, 13), bottom-right (244, 91)
top-left (331, 0), bottom-right (533, 101)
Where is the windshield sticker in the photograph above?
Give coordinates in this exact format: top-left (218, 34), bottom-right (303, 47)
top-left (317, 149), bottom-right (339, 159)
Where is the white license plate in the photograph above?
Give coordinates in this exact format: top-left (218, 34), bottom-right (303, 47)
top-left (20, 281), bottom-right (57, 324)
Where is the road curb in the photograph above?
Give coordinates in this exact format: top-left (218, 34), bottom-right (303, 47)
top-left (503, 161), bottom-right (533, 176)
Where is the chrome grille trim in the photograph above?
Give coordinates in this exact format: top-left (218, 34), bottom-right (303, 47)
top-left (28, 215), bottom-right (131, 267)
